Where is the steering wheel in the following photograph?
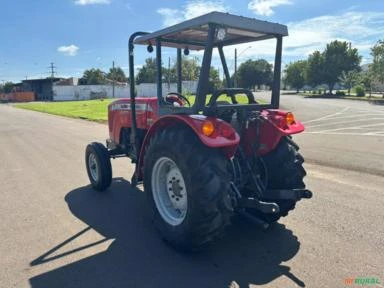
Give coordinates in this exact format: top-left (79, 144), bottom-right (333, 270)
top-left (165, 92), bottom-right (191, 107)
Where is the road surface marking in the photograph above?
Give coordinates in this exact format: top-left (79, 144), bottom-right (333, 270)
top-left (305, 131), bottom-right (384, 136)
top-left (308, 122), bottom-right (384, 133)
top-left (303, 107), bottom-right (350, 124)
top-left (305, 113), bottom-right (384, 122)
top-left (306, 118), bottom-right (384, 129)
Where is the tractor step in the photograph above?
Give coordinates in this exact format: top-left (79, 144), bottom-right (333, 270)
top-left (237, 198), bottom-right (280, 214)
top-left (262, 189), bottom-right (313, 201)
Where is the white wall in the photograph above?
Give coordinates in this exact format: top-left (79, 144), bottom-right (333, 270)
top-left (53, 85), bottom-right (130, 101)
top-left (53, 81), bottom-right (198, 101)
top-left (136, 81), bottom-right (197, 97)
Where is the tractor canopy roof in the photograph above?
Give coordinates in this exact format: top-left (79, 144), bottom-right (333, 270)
top-left (134, 12), bottom-right (288, 50)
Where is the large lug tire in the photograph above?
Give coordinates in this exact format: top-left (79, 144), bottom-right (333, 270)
top-left (255, 136), bottom-right (306, 223)
top-left (85, 142), bottom-right (112, 191)
top-left (144, 127), bottom-right (232, 251)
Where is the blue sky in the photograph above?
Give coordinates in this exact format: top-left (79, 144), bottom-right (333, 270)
top-left (0, 0), bottom-right (383, 83)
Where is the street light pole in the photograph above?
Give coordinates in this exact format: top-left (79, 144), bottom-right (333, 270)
top-left (234, 46), bottom-right (252, 88)
top-left (234, 48), bottom-right (237, 87)
top-left (112, 61), bottom-right (115, 98)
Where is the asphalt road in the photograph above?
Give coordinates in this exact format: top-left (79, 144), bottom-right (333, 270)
top-left (0, 98), bottom-right (383, 288)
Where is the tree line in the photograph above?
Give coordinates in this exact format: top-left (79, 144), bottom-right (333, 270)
top-left (2, 38), bottom-right (382, 96)
top-left (284, 39), bottom-right (384, 96)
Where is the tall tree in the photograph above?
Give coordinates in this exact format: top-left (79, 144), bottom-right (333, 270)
top-left (136, 58), bottom-right (157, 84)
top-left (81, 69), bottom-right (106, 85)
top-left (322, 40), bottom-right (361, 94)
top-left (237, 59), bottom-right (273, 89)
top-left (0, 82), bottom-right (14, 93)
top-left (136, 56), bottom-right (201, 84)
top-left (285, 60), bottom-right (307, 92)
top-left (209, 67), bottom-right (221, 91)
top-left (338, 70), bottom-right (359, 95)
top-left (361, 69), bottom-right (374, 97)
top-left (107, 66), bottom-right (127, 83)
top-left (307, 50), bottom-right (325, 88)
top-left (371, 39), bottom-right (384, 85)
top-left (180, 57), bottom-right (200, 81)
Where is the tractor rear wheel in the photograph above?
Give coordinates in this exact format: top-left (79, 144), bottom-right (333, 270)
top-left (144, 127), bottom-right (232, 251)
top-left (85, 142), bottom-right (112, 191)
top-left (254, 136), bottom-right (306, 223)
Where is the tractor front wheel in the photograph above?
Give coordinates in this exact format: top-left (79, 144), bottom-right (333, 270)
top-left (85, 142), bottom-right (112, 191)
top-left (144, 127), bottom-right (232, 251)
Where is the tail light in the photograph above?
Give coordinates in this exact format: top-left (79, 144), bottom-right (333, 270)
top-left (286, 112), bottom-right (295, 125)
top-left (201, 120), bottom-right (215, 136)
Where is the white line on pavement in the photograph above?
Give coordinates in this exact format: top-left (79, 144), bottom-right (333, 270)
top-left (302, 107), bottom-right (350, 124)
top-left (308, 123), bottom-right (384, 133)
top-left (306, 118), bottom-right (384, 129)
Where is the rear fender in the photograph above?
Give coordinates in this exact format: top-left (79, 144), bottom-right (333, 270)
top-left (243, 109), bottom-right (305, 156)
top-left (136, 115), bottom-right (240, 180)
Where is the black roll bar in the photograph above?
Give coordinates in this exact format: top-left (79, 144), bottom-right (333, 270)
top-left (128, 31), bottom-right (149, 161)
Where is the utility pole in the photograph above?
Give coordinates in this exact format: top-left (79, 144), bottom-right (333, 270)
top-left (234, 48), bottom-right (237, 88)
top-left (48, 62), bottom-right (56, 101)
top-left (112, 61), bottom-right (115, 98)
top-left (234, 46), bottom-right (252, 88)
top-left (49, 62), bottom-right (56, 78)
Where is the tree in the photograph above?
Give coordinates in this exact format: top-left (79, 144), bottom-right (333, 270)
top-left (237, 59), bottom-right (273, 90)
top-left (209, 67), bottom-right (221, 92)
top-left (322, 40), bottom-right (361, 94)
top-left (136, 58), bottom-right (157, 84)
top-left (0, 82), bottom-right (14, 93)
top-left (284, 60), bottom-right (307, 92)
top-left (107, 66), bottom-right (127, 83)
top-left (81, 69), bottom-right (106, 85)
top-left (338, 70), bottom-right (359, 95)
top-left (371, 39), bottom-right (384, 85)
top-left (180, 57), bottom-right (200, 81)
top-left (137, 56), bottom-right (201, 84)
top-left (307, 50), bottom-right (325, 88)
top-left (361, 69), bottom-right (374, 97)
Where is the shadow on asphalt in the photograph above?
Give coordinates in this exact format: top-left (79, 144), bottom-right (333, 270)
top-left (29, 178), bottom-right (304, 288)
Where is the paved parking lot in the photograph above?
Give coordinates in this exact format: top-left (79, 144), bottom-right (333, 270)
top-left (1, 98), bottom-right (383, 288)
top-left (304, 106), bottom-right (384, 136)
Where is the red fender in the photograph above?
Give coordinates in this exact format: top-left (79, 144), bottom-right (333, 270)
top-left (243, 109), bottom-right (305, 156)
top-left (136, 114), bottom-right (240, 180)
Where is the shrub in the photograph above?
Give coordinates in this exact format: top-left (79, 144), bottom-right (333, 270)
top-left (318, 89), bottom-right (322, 94)
top-left (335, 90), bottom-right (346, 96)
top-left (354, 85), bottom-right (365, 97)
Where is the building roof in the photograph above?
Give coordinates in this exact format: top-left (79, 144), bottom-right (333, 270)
top-left (135, 12), bottom-right (288, 50)
top-left (22, 78), bottom-right (62, 84)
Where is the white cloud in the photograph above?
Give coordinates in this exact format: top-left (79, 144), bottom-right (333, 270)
top-left (157, 1), bottom-right (228, 27)
top-left (74, 0), bottom-right (110, 5)
top-left (285, 11), bottom-right (384, 58)
top-left (158, 7), bottom-right (383, 66)
top-left (222, 11), bottom-right (384, 65)
top-left (57, 45), bottom-right (79, 56)
top-left (157, 8), bottom-right (184, 27)
top-left (248, 0), bottom-right (293, 16)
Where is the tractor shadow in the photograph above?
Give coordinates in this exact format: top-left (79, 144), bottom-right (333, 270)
top-left (29, 178), bottom-right (304, 288)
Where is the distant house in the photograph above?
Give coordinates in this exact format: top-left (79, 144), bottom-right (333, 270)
top-left (22, 78), bottom-right (62, 101)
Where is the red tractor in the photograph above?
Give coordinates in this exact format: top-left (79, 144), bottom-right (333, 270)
top-left (85, 12), bottom-right (312, 251)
